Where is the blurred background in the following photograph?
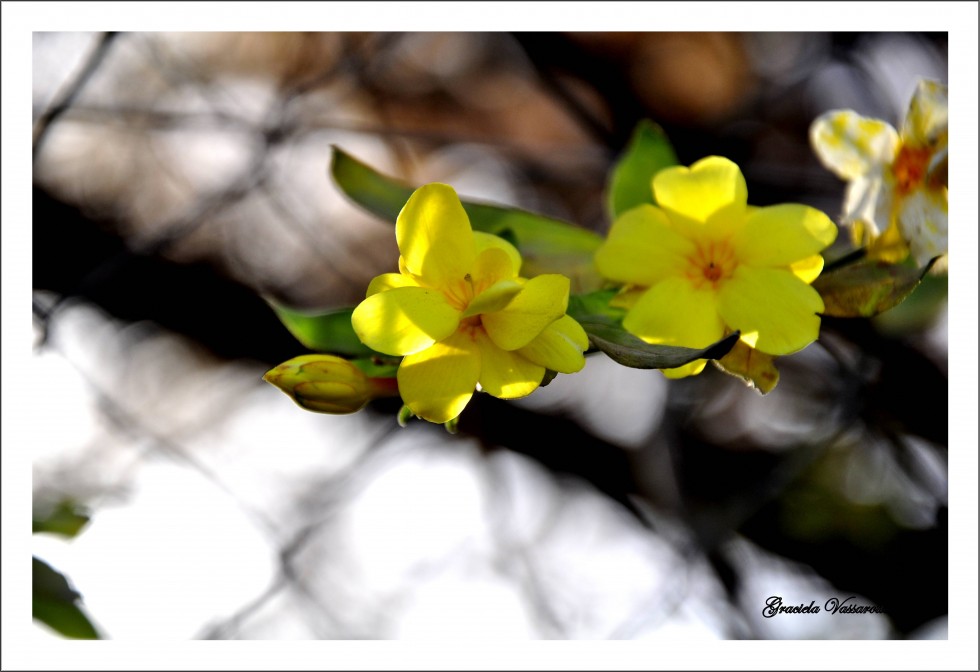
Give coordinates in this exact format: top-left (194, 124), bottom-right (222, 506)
top-left (30, 31), bottom-right (949, 640)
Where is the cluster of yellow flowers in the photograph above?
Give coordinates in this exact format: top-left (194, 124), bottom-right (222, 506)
top-left (267, 78), bottom-right (948, 426)
top-left (349, 159), bottom-right (837, 423)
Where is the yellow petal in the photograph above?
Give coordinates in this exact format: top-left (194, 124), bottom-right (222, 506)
top-left (482, 274), bottom-right (569, 350)
top-left (472, 245), bottom-right (517, 289)
top-left (351, 286), bottom-right (460, 357)
top-left (623, 276), bottom-right (724, 349)
top-left (398, 330), bottom-right (481, 424)
top-left (396, 183), bottom-right (476, 288)
top-left (733, 205), bottom-right (837, 267)
top-left (476, 331), bottom-right (544, 399)
top-left (662, 360), bottom-right (709, 379)
top-left (786, 254), bottom-right (824, 284)
top-left (462, 278), bottom-right (523, 318)
top-left (474, 231), bottom-right (522, 277)
top-left (717, 266), bottom-right (824, 356)
top-left (594, 205), bottom-right (695, 286)
top-left (517, 314), bottom-right (588, 374)
top-left (902, 79), bottom-right (948, 148)
top-left (366, 272), bottom-right (419, 297)
top-left (652, 157), bottom-right (748, 235)
top-left (715, 340), bottom-right (780, 394)
top-left (622, 277), bottom-right (719, 380)
top-left (609, 287), bottom-right (646, 310)
top-left (867, 220), bottom-right (911, 264)
top-left (810, 110), bottom-right (899, 180)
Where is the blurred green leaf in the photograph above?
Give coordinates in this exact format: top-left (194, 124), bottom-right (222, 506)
top-left (270, 303), bottom-right (378, 358)
top-left (330, 147), bottom-right (605, 292)
top-left (33, 501), bottom-right (90, 538)
top-left (33, 557), bottom-right (100, 639)
top-left (579, 320), bottom-right (740, 369)
top-left (330, 146), bottom-right (415, 222)
top-left (814, 257), bottom-right (936, 318)
top-left (873, 271), bottom-right (948, 335)
top-left (606, 120), bottom-right (679, 219)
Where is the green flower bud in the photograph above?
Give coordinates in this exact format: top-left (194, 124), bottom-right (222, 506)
top-left (264, 354), bottom-right (396, 415)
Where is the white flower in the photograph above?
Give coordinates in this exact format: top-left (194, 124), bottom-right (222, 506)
top-left (810, 79), bottom-right (947, 267)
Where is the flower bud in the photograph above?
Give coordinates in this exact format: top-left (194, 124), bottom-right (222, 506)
top-left (264, 354), bottom-right (395, 415)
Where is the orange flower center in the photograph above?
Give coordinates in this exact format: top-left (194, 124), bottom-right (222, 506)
top-left (443, 274), bottom-right (487, 340)
top-left (892, 144), bottom-right (932, 196)
top-left (458, 315), bottom-right (485, 340)
top-left (442, 274), bottom-right (477, 312)
top-left (686, 240), bottom-right (736, 290)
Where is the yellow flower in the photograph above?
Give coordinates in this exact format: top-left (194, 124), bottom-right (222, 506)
top-left (264, 354), bottom-right (398, 414)
top-left (810, 79), bottom-right (948, 267)
top-left (351, 184), bottom-right (588, 424)
top-left (594, 156), bottom-right (837, 378)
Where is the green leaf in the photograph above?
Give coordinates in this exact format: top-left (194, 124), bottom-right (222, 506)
top-left (350, 356), bottom-right (400, 379)
top-left (567, 288), bottom-right (627, 325)
top-left (873, 271), bottom-right (948, 335)
top-left (33, 557), bottom-right (100, 639)
top-left (33, 501), bottom-right (90, 538)
top-left (568, 288), bottom-right (737, 369)
top-left (813, 257), bottom-right (936, 318)
top-left (329, 147), bottom-right (415, 222)
top-left (606, 120), bottom-right (679, 219)
top-left (270, 303), bottom-right (378, 358)
top-left (330, 147), bottom-right (605, 292)
top-left (580, 320), bottom-right (740, 370)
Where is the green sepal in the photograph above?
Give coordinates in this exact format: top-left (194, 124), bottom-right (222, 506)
top-left (444, 416), bottom-right (460, 434)
top-left (539, 368), bottom-right (559, 388)
top-left (397, 404), bottom-right (415, 428)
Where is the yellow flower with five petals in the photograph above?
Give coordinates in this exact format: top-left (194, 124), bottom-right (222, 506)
top-left (352, 184), bottom-right (588, 424)
top-left (810, 79), bottom-right (948, 267)
top-left (594, 156), bottom-right (837, 378)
